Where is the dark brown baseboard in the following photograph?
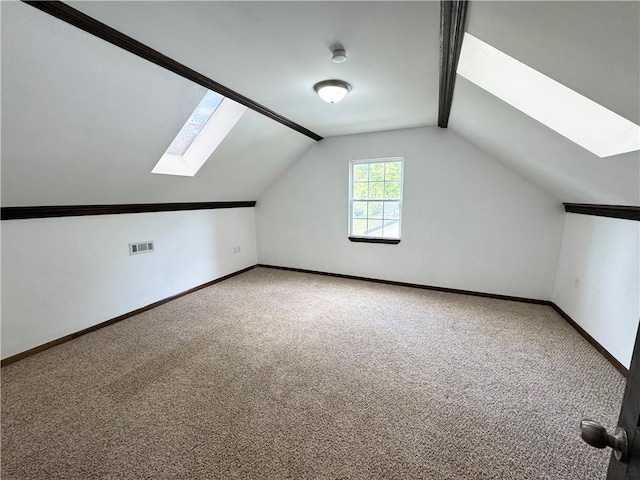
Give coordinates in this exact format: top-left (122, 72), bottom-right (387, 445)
top-left (258, 264), bottom-right (630, 377)
top-left (549, 303), bottom-right (628, 376)
top-left (1, 265), bottom-right (258, 367)
top-left (4, 263), bottom-right (629, 378)
top-left (258, 264), bottom-right (549, 305)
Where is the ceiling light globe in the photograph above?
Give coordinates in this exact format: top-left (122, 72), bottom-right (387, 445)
top-left (314, 80), bottom-right (352, 104)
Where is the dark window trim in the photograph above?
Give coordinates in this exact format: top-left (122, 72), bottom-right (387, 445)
top-left (348, 236), bottom-right (400, 245)
top-left (22, 1), bottom-right (322, 142)
top-left (1, 201), bottom-right (256, 220)
top-left (564, 203), bottom-right (640, 221)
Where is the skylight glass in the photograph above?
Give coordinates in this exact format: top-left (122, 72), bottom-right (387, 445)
top-left (457, 33), bottom-right (640, 158)
top-left (152, 90), bottom-right (247, 177)
top-left (166, 90), bottom-right (223, 156)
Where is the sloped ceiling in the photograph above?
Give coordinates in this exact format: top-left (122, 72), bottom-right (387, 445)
top-left (449, 1), bottom-right (640, 205)
top-left (2, 1), bottom-right (638, 208)
top-left (68, 0), bottom-right (439, 137)
top-left (1, 2), bottom-right (315, 206)
top-left (1, 1), bottom-right (439, 207)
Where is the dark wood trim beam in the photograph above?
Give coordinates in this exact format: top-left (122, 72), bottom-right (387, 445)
top-left (1, 265), bottom-right (258, 367)
top-left (348, 237), bottom-right (400, 245)
top-left (22, 1), bottom-right (323, 142)
top-left (564, 203), bottom-right (640, 221)
top-left (438, 0), bottom-right (468, 128)
top-left (1, 201), bottom-right (256, 220)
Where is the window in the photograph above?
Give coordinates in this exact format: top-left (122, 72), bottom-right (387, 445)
top-left (349, 158), bottom-right (403, 244)
top-left (457, 33), bottom-right (640, 158)
top-left (165, 90), bottom-right (223, 156)
top-left (152, 90), bottom-right (247, 177)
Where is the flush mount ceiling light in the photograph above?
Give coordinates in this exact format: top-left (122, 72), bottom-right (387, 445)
top-left (314, 79), bottom-right (352, 104)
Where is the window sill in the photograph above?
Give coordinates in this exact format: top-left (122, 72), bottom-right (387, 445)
top-left (348, 237), bottom-right (400, 245)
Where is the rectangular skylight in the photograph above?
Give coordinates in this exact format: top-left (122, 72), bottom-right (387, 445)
top-left (166, 90), bottom-right (223, 156)
top-left (457, 33), bottom-right (640, 158)
top-left (152, 90), bottom-right (247, 177)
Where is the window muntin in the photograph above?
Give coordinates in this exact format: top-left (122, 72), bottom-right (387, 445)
top-left (349, 158), bottom-right (403, 240)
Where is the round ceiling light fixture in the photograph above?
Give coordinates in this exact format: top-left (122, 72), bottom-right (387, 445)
top-left (314, 79), bottom-right (352, 104)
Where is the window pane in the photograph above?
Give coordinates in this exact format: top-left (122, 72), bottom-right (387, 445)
top-left (383, 201), bottom-right (399, 219)
top-left (369, 182), bottom-right (384, 199)
top-left (385, 162), bottom-right (401, 180)
top-left (353, 201), bottom-right (367, 218)
top-left (166, 90), bottom-right (224, 156)
top-left (382, 220), bottom-right (400, 238)
top-left (368, 202), bottom-right (383, 219)
top-left (352, 219), bottom-right (367, 235)
top-left (384, 181), bottom-right (401, 199)
top-left (353, 182), bottom-right (368, 199)
top-left (350, 159), bottom-right (403, 239)
top-left (353, 164), bottom-right (368, 182)
top-left (367, 219), bottom-right (383, 236)
top-left (369, 163), bottom-right (385, 181)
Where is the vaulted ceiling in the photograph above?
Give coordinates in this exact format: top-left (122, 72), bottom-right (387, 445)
top-left (449, 1), bottom-right (640, 205)
top-left (2, 1), bottom-right (638, 207)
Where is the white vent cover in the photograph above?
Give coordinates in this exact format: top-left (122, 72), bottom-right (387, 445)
top-left (129, 241), bottom-right (154, 255)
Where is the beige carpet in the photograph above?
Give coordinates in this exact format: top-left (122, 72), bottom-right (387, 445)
top-left (1, 267), bottom-right (625, 479)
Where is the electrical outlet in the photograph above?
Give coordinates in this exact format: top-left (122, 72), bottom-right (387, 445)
top-left (237, 245), bottom-right (241, 253)
top-left (574, 278), bottom-right (580, 289)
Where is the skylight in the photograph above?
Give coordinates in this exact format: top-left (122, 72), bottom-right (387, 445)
top-left (457, 33), bottom-right (640, 158)
top-left (152, 90), bottom-right (247, 176)
top-left (166, 91), bottom-right (223, 156)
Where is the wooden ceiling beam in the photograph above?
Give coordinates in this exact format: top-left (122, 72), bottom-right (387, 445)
top-left (438, 0), bottom-right (469, 128)
top-left (22, 1), bottom-right (323, 142)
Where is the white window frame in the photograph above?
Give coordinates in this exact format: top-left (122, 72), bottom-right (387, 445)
top-left (348, 157), bottom-right (404, 242)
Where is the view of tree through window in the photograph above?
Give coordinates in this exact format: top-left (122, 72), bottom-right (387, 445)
top-left (350, 159), bottom-right (403, 239)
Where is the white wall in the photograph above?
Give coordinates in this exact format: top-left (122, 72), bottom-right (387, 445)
top-left (1, 208), bottom-right (257, 360)
top-left (553, 214), bottom-right (640, 368)
top-left (256, 127), bottom-right (565, 300)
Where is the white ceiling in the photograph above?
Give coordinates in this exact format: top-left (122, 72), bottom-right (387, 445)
top-left (1, 2), bottom-right (316, 205)
top-left (69, 0), bottom-right (440, 138)
top-left (1, 1), bottom-right (638, 207)
top-left (1, 1), bottom-right (439, 206)
top-left (449, 1), bottom-right (640, 204)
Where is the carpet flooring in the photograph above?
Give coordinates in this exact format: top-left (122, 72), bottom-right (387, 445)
top-left (1, 267), bottom-right (626, 479)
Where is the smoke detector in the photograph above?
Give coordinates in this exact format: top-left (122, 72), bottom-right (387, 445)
top-left (331, 48), bottom-right (347, 64)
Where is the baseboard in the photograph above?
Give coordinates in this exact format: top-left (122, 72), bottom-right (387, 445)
top-left (1, 265), bottom-right (258, 367)
top-left (258, 264), bottom-right (549, 305)
top-left (5, 263), bottom-right (628, 378)
top-left (549, 302), bottom-right (629, 377)
top-left (258, 264), bottom-right (629, 377)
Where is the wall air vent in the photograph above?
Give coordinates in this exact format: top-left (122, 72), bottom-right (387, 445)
top-left (129, 241), bottom-right (154, 255)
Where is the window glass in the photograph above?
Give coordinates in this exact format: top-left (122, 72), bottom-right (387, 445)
top-left (349, 159), bottom-right (403, 240)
